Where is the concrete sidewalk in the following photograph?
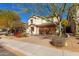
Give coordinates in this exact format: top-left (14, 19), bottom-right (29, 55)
top-left (0, 38), bottom-right (79, 56)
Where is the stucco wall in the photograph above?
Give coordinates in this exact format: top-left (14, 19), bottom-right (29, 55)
top-left (27, 25), bottom-right (39, 35)
top-left (27, 16), bottom-right (58, 35)
top-left (28, 16), bottom-right (48, 25)
top-left (27, 16), bottom-right (48, 35)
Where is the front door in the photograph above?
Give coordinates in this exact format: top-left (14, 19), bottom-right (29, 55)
top-left (31, 27), bottom-right (34, 34)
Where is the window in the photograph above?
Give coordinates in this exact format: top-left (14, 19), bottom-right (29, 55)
top-left (30, 19), bottom-right (33, 24)
top-left (31, 27), bottom-right (34, 31)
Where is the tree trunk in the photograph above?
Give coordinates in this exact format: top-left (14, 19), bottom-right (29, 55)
top-left (59, 21), bottom-right (62, 37)
top-left (58, 16), bottom-right (62, 37)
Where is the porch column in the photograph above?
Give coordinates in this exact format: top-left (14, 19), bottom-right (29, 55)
top-left (36, 27), bottom-right (39, 35)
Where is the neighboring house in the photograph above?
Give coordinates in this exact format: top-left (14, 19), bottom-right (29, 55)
top-left (67, 9), bottom-right (79, 34)
top-left (27, 16), bottom-right (58, 35)
top-left (68, 17), bottom-right (76, 33)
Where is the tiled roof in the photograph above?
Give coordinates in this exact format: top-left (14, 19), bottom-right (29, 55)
top-left (29, 16), bottom-right (53, 19)
top-left (28, 23), bottom-right (56, 28)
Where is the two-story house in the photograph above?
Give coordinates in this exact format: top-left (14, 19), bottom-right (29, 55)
top-left (27, 16), bottom-right (58, 35)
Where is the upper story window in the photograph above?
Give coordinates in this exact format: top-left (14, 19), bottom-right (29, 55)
top-left (30, 19), bottom-right (33, 24)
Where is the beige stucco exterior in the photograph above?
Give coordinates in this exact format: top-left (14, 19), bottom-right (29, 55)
top-left (27, 16), bottom-right (48, 35)
top-left (28, 16), bottom-right (48, 25)
top-left (27, 25), bottom-right (39, 35)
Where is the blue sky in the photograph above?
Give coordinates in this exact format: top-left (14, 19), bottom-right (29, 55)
top-left (0, 3), bottom-right (72, 23)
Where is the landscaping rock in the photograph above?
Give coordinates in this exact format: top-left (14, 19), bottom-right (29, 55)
top-left (50, 35), bottom-right (66, 47)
